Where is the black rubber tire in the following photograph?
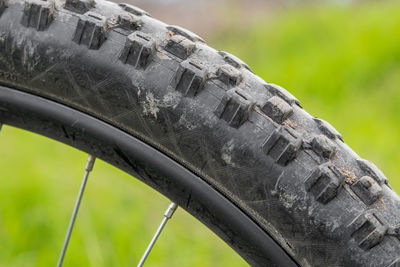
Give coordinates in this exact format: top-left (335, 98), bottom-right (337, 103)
top-left (0, 0), bottom-right (399, 266)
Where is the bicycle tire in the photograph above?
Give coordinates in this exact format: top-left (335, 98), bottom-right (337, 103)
top-left (0, 0), bottom-right (399, 266)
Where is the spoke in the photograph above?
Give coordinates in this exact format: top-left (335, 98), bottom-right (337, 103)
top-left (137, 202), bottom-right (178, 267)
top-left (57, 155), bottom-right (96, 267)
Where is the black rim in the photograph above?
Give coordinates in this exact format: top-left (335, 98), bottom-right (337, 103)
top-left (0, 85), bottom-right (298, 267)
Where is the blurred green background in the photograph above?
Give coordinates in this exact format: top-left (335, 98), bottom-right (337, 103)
top-left (1, 0), bottom-right (400, 266)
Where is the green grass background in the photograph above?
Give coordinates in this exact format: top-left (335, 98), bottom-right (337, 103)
top-left (1, 1), bottom-right (400, 266)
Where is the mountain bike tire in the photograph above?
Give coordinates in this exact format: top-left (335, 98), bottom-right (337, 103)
top-left (0, 0), bottom-right (399, 266)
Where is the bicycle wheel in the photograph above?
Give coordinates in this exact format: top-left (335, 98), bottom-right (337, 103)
top-left (0, 0), bottom-right (399, 266)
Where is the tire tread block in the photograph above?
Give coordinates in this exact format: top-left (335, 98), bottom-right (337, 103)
top-left (165, 35), bottom-right (195, 60)
top-left (351, 176), bottom-right (383, 205)
top-left (171, 60), bottom-right (208, 97)
top-left (21, 0), bottom-right (54, 31)
top-left (357, 159), bottom-right (388, 185)
top-left (305, 163), bottom-right (344, 204)
top-left (215, 88), bottom-right (253, 128)
top-left (262, 125), bottom-right (302, 165)
top-left (119, 32), bottom-right (156, 69)
top-left (261, 96), bottom-right (293, 124)
top-left (349, 212), bottom-right (387, 250)
top-left (65, 0), bottom-right (95, 14)
top-left (216, 64), bottom-right (243, 87)
top-left (72, 12), bottom-right (108, 50)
